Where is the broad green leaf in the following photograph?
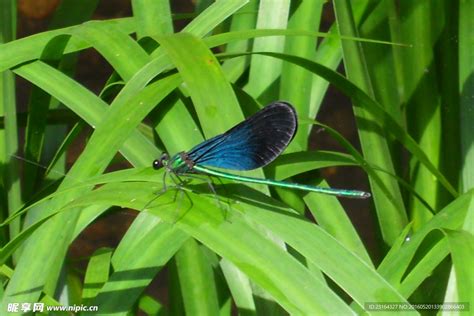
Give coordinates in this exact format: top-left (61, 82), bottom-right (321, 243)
top-left (73, 22), bottom-right (151, 81)
top-left (245, 0), bottom-right (290, 98)
top-left (221, 0), bottom-right (258, 83)
top-left (304, 181), bottom-right (373, 266)
top-left (138, 295), bottom-right (165, 316)
top-left (89, 221), bottom-right (188, 314)
top-left (175, 239), bottom-right (220, 316)
top-left (220, 259), bottom-right (256, 316)
top-left (445, 230), bottom-right (474, 307)
top-left (132, 0), bottom-right (173, 38)
top-left (82, 248), bottom-right (113, 303)
top-left (280, 0), bottom-right (323, 150)
top-left (157, 33), bottom-right (243, 137)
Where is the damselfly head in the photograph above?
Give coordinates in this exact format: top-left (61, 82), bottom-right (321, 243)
top-left (153, 153), bottom-right (170, 170)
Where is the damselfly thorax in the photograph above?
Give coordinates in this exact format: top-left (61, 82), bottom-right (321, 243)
top-left (153, 152), bottom-right (197, 175)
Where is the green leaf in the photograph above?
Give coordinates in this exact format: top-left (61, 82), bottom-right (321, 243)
top-left (175, 239), bottom-right (220, 315)
top-left (138, 295), bottom-right (165, 316)
top-left (14, 61), bottom-right (161, 167)
top-left (0, 18), bottom-right (136, 72)
top-left (334, 0), bottom-right (407, 245)
top-left (459, 0), bottom-right (474, 193)
top-left (280, 0), bottom-right (323, 151)
top-left (0, 0), bottom-right (21, 242)
top-left (73, 22), bottom-right (151, 81)
top-left (378, 190), bottom-right (473, 297)
top-left (304, 182), bottom-right (373, 266)
top-left (445, 230), bottom-right (474, 306)
top-left (82, 247), bottom-right (113, 303)
top-left (220, 259), bottom-right (256, 316)
top-left (89, 220), bottom-right (188, 314)
top-left (221, 0), bottom-right (258, 83)
top-left (157, 33), bottom-right (243, 138)
top-left (178, 0), bottom-right (248, 38)
top-left (268, 151), bottom-right (358, 180)
top-left (245, 0), bottom-right (290, 98)
top-left (399, 1), bottom-right (443, 228)
top-left (132, 0), bottom-right (173, 38)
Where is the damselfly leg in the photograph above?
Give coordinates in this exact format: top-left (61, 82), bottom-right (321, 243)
top-left (176, 172), bottom-right (234, 220)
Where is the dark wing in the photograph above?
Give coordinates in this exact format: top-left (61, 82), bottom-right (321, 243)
top-left (186, 101), bottom-right (297, 170)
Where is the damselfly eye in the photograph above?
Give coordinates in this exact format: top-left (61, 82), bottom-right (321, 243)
top-left (152, 159), bottom-right (162, 170)
top-left (153, 153), bottom-right (169, 170)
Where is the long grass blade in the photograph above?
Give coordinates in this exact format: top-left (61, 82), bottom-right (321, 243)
top-left (221, 0), bottom-right (258, 83)
top-left (459, 0), bottom-right (474, 193)
top-left (0, 0), bottom-right (21, 243)
top-left (245, 0), bottom-right (290, 99)
top-left (334, 0), bottom-right (407, 245)
top-left (131, 0), bottom-right (173, 38)
top-left (91, 220), bottom-right (188, 313)
top-left (399, 0), bottom-right (443, 228)
top-left (175, 239), bottom-right (220, 315)
top-left (280, 0), bottom-right (323, 151)
top-left (82, 247), bottom-right (113, 304)
top-left (0, 18), bottom-right (136, 72)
